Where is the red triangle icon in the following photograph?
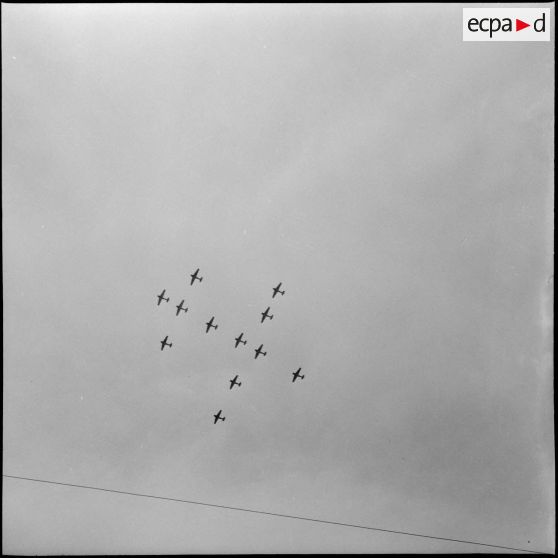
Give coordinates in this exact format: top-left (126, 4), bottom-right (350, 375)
top-left (516, 19), bottom-right (530, 31)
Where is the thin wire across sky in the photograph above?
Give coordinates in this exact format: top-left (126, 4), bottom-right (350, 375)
top-left (3, 474), bottom-right (543, 554)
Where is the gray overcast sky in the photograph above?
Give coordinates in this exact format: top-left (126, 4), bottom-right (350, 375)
top-left (2, 3), bottom-right (554, 554)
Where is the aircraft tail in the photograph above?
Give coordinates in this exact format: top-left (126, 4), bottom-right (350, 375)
top-left (169, 343), bottom-right (173, 348)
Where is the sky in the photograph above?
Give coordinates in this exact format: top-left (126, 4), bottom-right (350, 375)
top-left (2, 3), bottom-right (554, 554)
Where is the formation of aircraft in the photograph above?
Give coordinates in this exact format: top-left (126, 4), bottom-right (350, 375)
top-left (272, 282), bottom-right (285, 298)
top-left (229, 375), bottom-right (242, 389)
top-left (260, 306), bottom-right (274, 323)
top-left (205, 316), bottom-right (218, 333)
top-left (213, 410), bottom-right (225, 424)
top-left (157, 289), bottom-right (169, 306)
top-left (190, 268), bottom-right (203, 285)
top-left (176, 300), bottom-right (188, 316)
top-left (156, 274), bottom-right (301, 425)
top-left (254, 344), bottom-right (267, 359)
top-left (234, 332), bottom-right (247, 348)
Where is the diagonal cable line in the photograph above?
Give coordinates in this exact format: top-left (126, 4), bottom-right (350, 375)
top-left (3, 474), bottom-right (542, 554)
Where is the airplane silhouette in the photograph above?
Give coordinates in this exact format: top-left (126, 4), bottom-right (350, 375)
top-left (175, 300), bottom-right (188, 316)
top-left (272, 282), bottom-right (285, 298)
top-left (205, 316), bottom-right (218, 333)
top-left (254, 344), bottom-right (267, 359)
top-left (234, 333), bottom-right (247, 348)
top-left (160, 335), bottom-right (172, 351)
top-left (229, 375), bottom-right (242, 390)
top-left (261, 306), bottom-right (274, 323)
top-left (190, 268), bottom-right (203, 285)
top-left (213, 410), bottom-right (225, 424)
top-left (157, 289), bottom-right (170, 306)
top-left (292, 367), bottom-right (305, 382)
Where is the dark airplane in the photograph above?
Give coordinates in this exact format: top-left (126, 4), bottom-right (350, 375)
top-left (175, 300), bottom-right (188, 316)
top-left (272, 282), bottom-right (285, 298)
top-left (234, 333), bottom-right (247, 348)
top-left (205, 316), bottom-right (218, 333)
top-left (254, 344), bottom-right (267, 359)
top-left (261, 306), bottom-right (274, 323)
top-left (190, 268), bottom-right (203, 285)
top-left (157, 289), bottom-right (170, 306)
top-left (292, 367), bottom-right (305, 382)
top-left (160, 335), bottom-right (172, 351)
top-left (213, 410), bottom-right (225, 424)
top-left (229, 375), bottom-right (242, 390)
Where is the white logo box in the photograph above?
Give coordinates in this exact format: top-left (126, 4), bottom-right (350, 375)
top-left (463, 8), bottom-right (551, 41)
